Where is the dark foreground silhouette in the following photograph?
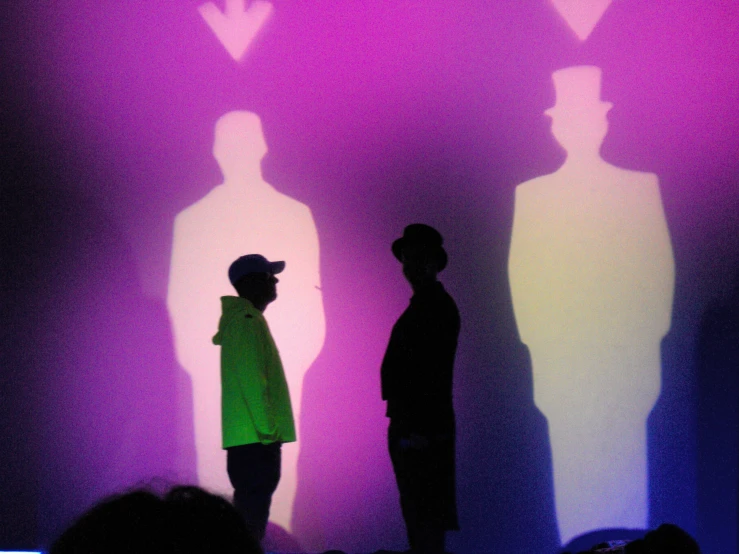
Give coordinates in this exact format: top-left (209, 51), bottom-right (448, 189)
top-left (563, 523), bottom-right (700, 554)
top-left (48, 487), bottom-right (699, 554)
top-left (50, 486), bottom-right (262, 554)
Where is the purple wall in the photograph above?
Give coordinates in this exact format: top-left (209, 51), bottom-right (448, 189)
top-left (2, 1), bottom-right (738, 552)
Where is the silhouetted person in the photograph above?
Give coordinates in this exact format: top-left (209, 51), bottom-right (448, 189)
top-left (561, 524), bottom-right (700, 554)
top-left (212, 254), bottom-right (296, 542)
top-left (508, 66), bottom-right (675, 542)
top-left (49, 485), bottom-right (262, 554)
top-left (624, 523), bottom-right (701, 554)
top-left (168, 111), bottom-right (324, 531)
top-left (381, 224), bottom-right (460, 554)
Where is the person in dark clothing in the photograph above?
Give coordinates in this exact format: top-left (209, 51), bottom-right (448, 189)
top-left (381, 223), bottom-right (461, 554)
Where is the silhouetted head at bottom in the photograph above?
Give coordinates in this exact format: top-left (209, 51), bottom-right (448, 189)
top-left (624, 524), bottom-right (700, 554)
top-left (562, 523), bottom-right (700, 554)
top-left (50, 485), bottom-right (262, 554)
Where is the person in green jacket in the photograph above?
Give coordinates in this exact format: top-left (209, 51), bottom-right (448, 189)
top-left (212, 254), bottom-right (296, 542)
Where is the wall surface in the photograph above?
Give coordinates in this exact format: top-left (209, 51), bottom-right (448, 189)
top-left (2, 1), bottom-right (738, 552)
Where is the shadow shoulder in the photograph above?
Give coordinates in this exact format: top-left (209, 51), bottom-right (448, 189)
top-left (173, 184), bottom-right (229, 222)
top-left (607, 165), bottom-right (659, 186)
top-left (513, 172), bottom-right (560, 199)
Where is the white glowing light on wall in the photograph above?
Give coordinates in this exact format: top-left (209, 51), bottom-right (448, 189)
top-left (549, 0), bottom-right (613, 41)
top-left (167, 111), bottom-right (325, 533)
top-left (199, 0), bottom-right (273, 62)
top-left (508, 66), bottom-right (675, 544)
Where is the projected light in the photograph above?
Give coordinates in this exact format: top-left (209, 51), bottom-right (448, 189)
top-left (549, 0), bottom-right (613, 41)
top-left (167, 111), bottom-right (325, 533)
top-left (508, 66), bottom-right (675, 544)
top-left (199, 0), bottom-right (273, 62)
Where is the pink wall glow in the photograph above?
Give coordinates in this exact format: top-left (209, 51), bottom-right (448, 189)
top-left (2, 1), bottom-right (739, 552)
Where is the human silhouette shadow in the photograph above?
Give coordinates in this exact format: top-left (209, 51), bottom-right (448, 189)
top-left (582, 0), bottom-right (739, 541)
top-left (168, 110), bottom-right (325, 536)
top-left (509, 66), bottom-right (675, 543)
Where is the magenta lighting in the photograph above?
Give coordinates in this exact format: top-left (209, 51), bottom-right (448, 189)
top-left (510, 65), bottom-right (674, 543)
top-left (2, 1), bottom-right (738, 553)
top-left (199, 0), bottom-right (273, 62)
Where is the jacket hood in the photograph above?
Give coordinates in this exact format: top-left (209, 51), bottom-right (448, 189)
top-left (212, 296), bottom-right (256, 345)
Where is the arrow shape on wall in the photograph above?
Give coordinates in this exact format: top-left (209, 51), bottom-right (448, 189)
top-left (550, 0), bottom-right (613, 41)
top-left (199, 0), bottom-right (274, 62)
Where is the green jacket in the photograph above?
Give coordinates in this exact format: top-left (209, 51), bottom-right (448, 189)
top-left (212, 296), bottom-right (296, 448)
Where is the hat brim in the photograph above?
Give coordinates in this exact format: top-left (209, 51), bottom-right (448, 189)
top-left (392, 238), bottom-right (447, 271)
top-left (269, 261), bottom-right (286, 274)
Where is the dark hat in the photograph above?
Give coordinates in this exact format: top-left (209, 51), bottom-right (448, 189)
top-left (228, 254), bottom-right (285, 285)
top-left (392, 224), bottom-right (448, 271)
